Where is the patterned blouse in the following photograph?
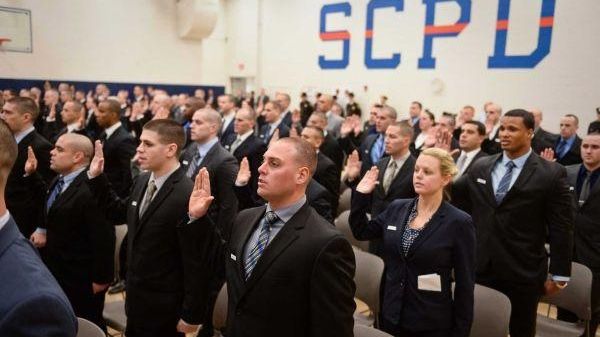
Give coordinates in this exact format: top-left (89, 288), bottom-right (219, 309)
top-left (400, 198), bottom-right (429, 255)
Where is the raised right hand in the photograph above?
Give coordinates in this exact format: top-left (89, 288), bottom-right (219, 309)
top-left (188, 168), bottom-right (215, 219)
top-left (344, 150), bottom-right (362, 181)
top-left (340, 118), bottom-right (354, 138)
top-left (24, 146), bottom-right (38, 176)
top-left (356, 166), bottom-right (379, 194)
top-left (88, 140), bottom-right (105, 178)
top-left (540, 148), bottom-right (556, 162)
top-left (236, 157), bottom-right (252, 186)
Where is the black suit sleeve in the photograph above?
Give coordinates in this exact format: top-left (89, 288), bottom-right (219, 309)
top-left (83, 194), bottom-right (116, 284)
top-left (114, 137), bottom-right (137, 198)
top-left (86, 173), bottom-right (129, 226)
top-left (177, 217), bottom-right (219, 324)
top-left (309, 236), bottom-right (356, 337)
top-left (451, 217), bottom-right (476, 337)
top-left (546, 165), bottom-right (574, 277)
top-left (214, 156), bottom-right (239, 239)
top-left (309, 190), bottom-right (334, 224)
top-left (34, 139), bottom-right (55, 185)
top-left (349, 190), bottom-right (385, 240)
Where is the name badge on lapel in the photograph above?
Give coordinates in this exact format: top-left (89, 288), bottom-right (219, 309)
top-left (477, 178), bottom-right (486, 185)
top-left (225, 145), bottom-right (230, 150)
top-left (569, 186), bottom-right (575, 191)
top-left (387, 225), bottom-right (397, 231)
top-left (230, 253), bottom-right (237, 261)
top-left (182, 160), bottom-right (189, 166)
top-left (131, 201), bottom-right (138, 206)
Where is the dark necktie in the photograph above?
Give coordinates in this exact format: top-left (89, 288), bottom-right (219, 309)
top-left (579, 171), bottom-right (592, 206)
top-left (46, 178), bottom-right (65, 210)
top-left (139, 180), bottom-right (157, 216)
top-left (495, 161), bottom-right (516, 204)
top-left (99, 131), bottom-right (108, 143)
top-left (262, 125), bottom-right (272, 142)
top-left (555, 139), bottom-right (568, 159)
top-left (244, 211), bottom-right (279, 280)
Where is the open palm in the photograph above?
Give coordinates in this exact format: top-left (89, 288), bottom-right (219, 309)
top-left (189, 168), bottom-right (215, 218)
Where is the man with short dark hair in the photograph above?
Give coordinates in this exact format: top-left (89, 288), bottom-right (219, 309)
top-left (1, 97), bottom-right (54, 237)
top-left (188, 137), bottom-right (356, 337)
top-left (454, 109), bottom-right (573, 337)
top-left (218, 94), bottom-right (237, 146)
top-left (307, 112), bottom-right (344, 170)
top-left (0, 119), bottom-right (77, 337)
top-left (258, 101), bottom-right (290, 144)
top-left (529, 108), bottom-right (558, 155)
top-left (43, 100), bottom-right (88, 143)
top-left (94, 98), bottom-right (136, 198)
top-left (87, 119), bottom-right (210, 337)
top-left (454, 120), bottom-right (488, 178)
top-left (276, 92), bottom-right (293, 127)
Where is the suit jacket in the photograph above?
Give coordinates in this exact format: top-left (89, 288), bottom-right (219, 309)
top-left (213, 203), bottom-right (355, 337)
top-left (566, 164), bottom-right (600, 272)
top-left (320, 133), bottom-right (344, 170)
top-left (455, 150), bottom-right (488, 178)
top-left (314, 152), bottom-right (341, 214)
top-left (481, 128), bottom-right (501, 155)
top-left (453, 152), bottom-right (573, 285)
top-left (370, 155), bottom-right (417, 217)
top-left (280, 110), bottom-right (293, 127)
top-left (258, 122), bottom-right (290, 145)
top-left (350, 196), bottom-right (475, 337)
top-left (181, 141), bottom-right (239, 239)
top-left (234, 179), bottom-right (334, 224)
top-left (0, 217), bottom-right (77, 337)
top-left (87, 167), bottom-right (211, 325)
top-left (29, 171), bottom-right (115, 290)
top-left (102, 125), bottom-right (137, 198)
top-left (531, 127), bottom-right (558, 155)
top-left (358, 133), bottom-right (387, 175)
top-left (228, 134), bottom-right (267, 204)
top-left (6, 130), bottom-right (55, 237)
top-left (220, 118), bottom-right (236, 147)
top-left (555, 135), bottom-right (583, 166)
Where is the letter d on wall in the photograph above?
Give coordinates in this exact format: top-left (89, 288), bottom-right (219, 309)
top-left (488, 0), bottom-right (556, 68)
top-left (319, 3), bottom-right (352, 69)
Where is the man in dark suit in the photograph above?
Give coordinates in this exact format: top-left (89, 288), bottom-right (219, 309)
top-left (87, 119), bottom-right (211, 337)
top-left (180, 107), bottom-right (238, 337)
top-left (556, 132), bottom-right (600, 335)
top-left (258, 101), bottom-right (290, 144)
top-left (1, 97), bottom-right (54, 237)
top-left (299, 92), bottom-right (314, 126)
top-left (218, 94), bottom-right (237, 147)
top-left (43, 100), bottom-right (89, 144)
top-left (275, 92), bottom-right (293, 127)
top-left (307, 112), bottom-right (345, 170)
top-left (27, 133), bottom-right (114, 330)
top-left (408, 101), bottom-right (423, 136)
top-left (95, 98), bottom-right (137, 198)
top-left (454, 120), bottom-right (488, 179)
top-left (0, 119), bottom-right (77, 337)
top-left (188, 137), bottom-right (356, 337)
top-left (355, 105), bottom-right (397, 176)
top-left (301, 126), bottom-right (341, 215)
top-left (529, 108), bottom-right (558, 155)
top-left (553, 114), bottom-right (583, 166)
top-left (225, 107), bottom-right (267, 203)
top-left (481, 103), bottom-right (503, 154)
top-left (453, 109), bottom-right (573, 337)
top-left (234, 157), bottom-right (334, 223)
top-left (453, 105), bottom-right (476, 140)
top-left (346, 121), bottom-right (417, 256)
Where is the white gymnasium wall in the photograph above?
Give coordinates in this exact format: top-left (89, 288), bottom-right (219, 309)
top-left (0, 0), bottom-right (228, 86)
top-left (256, 0), bottom-right (600, 132)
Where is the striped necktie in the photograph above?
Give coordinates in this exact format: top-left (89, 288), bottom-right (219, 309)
top-left (495, 161), bottom-right (516, 204)
top-left (244, 211), bottom-right (279, 280)
top-left (186, 151), bottom-right (202, 178)
top-left (46, 177), bottom-right (64, 210)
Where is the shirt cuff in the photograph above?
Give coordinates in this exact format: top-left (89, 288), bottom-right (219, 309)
top-left (551, 275), bottom-right (570, 282)
top-left (187, 214), bottom-right (198, 224)
top-left (35, 227), bottom-right (47, 234)
top-left (235, 181), bottom-right (248, 187)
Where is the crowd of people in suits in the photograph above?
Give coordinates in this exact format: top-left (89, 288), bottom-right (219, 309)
top-left (0, 82), bottom-right (599, 337)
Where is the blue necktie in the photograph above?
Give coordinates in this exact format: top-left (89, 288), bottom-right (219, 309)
top-left (46, 178), bottom-right (64, 210)
top-left (244, 211), bottom-right (278, 280)
top-left (262, 125), bottom-right (272, 143)
top-left (370, 134), bottom-right (384, 164)
top-left (555, 139), bottom-right (568, 159)
top-left (495, 161), bottom-right (516, 204)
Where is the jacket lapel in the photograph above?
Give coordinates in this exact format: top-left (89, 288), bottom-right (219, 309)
top-left (242, 203), bottom-right (310, 294)
top-left (478, 155), bottom-right (499, 207)
top-left (130, 174), bottom-right (150, 239)
top-left (233, 206), bottom-right (266, 283)
top-left (48, 171), bottom-right (87, 214)
top-left (387, 156), bottom-right (414, 197)
top-left (500, 154), bottom-right (538, 205)
top-left (406, 202), bottom-right (447, 258)
top-left (136, 168), bottom-right (183, 233)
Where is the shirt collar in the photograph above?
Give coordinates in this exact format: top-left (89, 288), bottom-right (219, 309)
top-left (266, 195), bottom-right (307, 224)
top-left (60, 166), bottom-right (86, 185)
top-left (197, 137), bottom-right (219, 158)
top-left (391, 151), bottom-right (411, 167)
top-left (269, 117), bottom-right (283, 130)
top-left (501, 148), bottom-right (532, 169)
top-left (67, 122), bottom-right (81, 133)
top-left (14, 126), bottom-right (35, 144)
top-left (104, 121), bottom-right (122, 139)
top-left (237, 130), bottom-right (254, 142)
top-left (461, 148), bottom-right (481, 158)
top-left (561, 134), bottom-right (577, 144)
top-left (149, 163), bottom-right (181, 191)
top-left (0, 210), bottom-right (10, 232)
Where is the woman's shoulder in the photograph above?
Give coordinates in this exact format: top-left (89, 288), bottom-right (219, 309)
top-left (388, 198), bottom-right (416, 210)
top-left (441, 201), bottom-right (473, 225)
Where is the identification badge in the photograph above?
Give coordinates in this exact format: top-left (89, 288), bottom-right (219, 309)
top-left (477, 178), bottom-right (486, 185)
top-left (387, 225), bottom-right (397, 231)
top-left (230, 254), bottom-right (237, 261)
top-left (418, 273), bottom-right (442, 292)
top-left (182, 160), bottom-right (189, 165)
top-left (131, 201), bottom-right (138, 206)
